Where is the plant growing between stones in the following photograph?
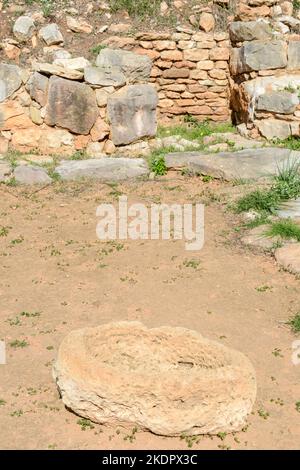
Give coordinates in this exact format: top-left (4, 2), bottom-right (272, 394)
top-left (265, 219), bottom-right (300, 242)
top-left (149, 151), bottom-right (167, 176)
top-left (235, 158), bottom-right (300, 214)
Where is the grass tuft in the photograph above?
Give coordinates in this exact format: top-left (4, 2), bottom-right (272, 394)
top-left (265, 219), bottom-right (300, 242)
top-left (287, 313), bottom-right (300, 333)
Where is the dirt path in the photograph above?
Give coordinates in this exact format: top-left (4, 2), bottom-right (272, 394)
top-left (0, 176), bottom-right (299, 450)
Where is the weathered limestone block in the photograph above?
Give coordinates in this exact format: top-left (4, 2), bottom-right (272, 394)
top-left (288, 41), bottom-right (300, 70)
top-left (229, 21), bottom-right (273, 43)
top-left (256, 91), bottom-right (299, 114)
top-left (14, 165), bottom-right (52, 185)
top-left (33, 63), bottom-right (83, 80)
top-left (0, 64), bottom-right (23, 102)
top-left (55, 158), bottom-right (149, 181)
top-left (26, 72), bottom-right (49, 106)
top-left (13, 16), bottom-right (35, 41)
top-left (0, 101), bottom-right (32, 130)
top-left (53, 322), bottom-right (257, 436)
top-left (255, 119), bottom-right (292, 139)
top-left (45, 76), bottom-right (98, 135)
top-left (96, 49), bottom-right (152, 83)
top-left (39, 23), bottom-right (64, 45)
top-left (231, 40), bottom-right (287, 75)
top-left (53, 57), bottom-right (91, 71)
top-left (107, 84), bottom-right (158, 145)
top-left (84, 66), bottom-right (126, 87)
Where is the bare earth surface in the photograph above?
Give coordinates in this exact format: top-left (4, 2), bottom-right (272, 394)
top-left (0, 175), bottom-right (299, 450)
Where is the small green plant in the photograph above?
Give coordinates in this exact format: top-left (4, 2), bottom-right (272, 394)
top-left (77, 418), bottom-right (95, 431)
top-left (90, 44), bottom-right (107, 55)
top-left (296, 401), bottom-right (300, 412)
top-left (0, 399), bottom-right (6, 406)
top-left (256, 285), bottom-right (272, 292)
top-left (123, 426), bottom-right (138, 443)
top-left (0, 226), bottom-right (10, 237)
top-left (183, 259), bottom-right (200, 269)
top-left (20, 311), bottom-right (41, 318)
top-left (149, 152), bottom-right (167, 176)
top-left (10, 409), bottom-right (23, 417)
top-left (258, 408), bottom-right (270, 419)
top-left (287, 313), bottom-right (300, 333)
top-left (9, 339), bottom-right (29, 349)
top-left (217, 432), bottom-right (227, 441)
top-left (265, 219), bottom-right (300, 242)
top-left (235, 157), bottom-right (300, 214)
top-left (293, 0), bottom-right (300, 12)
top-left (180, 433), bottom-right (200, 448)
top-left (272, 348), bottom-right (283, 358)
top-left (110, 0), bottom-right (161, 18)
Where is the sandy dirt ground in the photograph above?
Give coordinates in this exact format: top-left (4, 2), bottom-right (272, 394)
top-left (0, 174), bottom-right (299, 450)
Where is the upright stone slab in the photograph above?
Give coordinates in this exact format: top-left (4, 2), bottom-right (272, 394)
top-left (45, 76), bottom-right (98, 135)
top-left (26, 72), bottom-right (49, 107)
top-left (0, 64), bottom-right (23, 102)
top-left (107, 84), bottom-right (158, 145)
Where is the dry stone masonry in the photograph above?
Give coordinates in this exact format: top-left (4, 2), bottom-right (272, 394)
top-left (2, 0), bottom-right (300, 158)
top-left (230, 0), bottom-right (300, 140)
top-left (0, 47), bottom-right (158, 156)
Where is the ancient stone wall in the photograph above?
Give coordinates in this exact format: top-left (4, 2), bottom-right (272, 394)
top-left (0, 49), bottom-right (159, 156)
top-left (102, 30), bottom-right (231, 124)
top-left (229, 0), bottom-right (300, 140)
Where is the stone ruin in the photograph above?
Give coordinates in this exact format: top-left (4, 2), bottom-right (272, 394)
top-left (2, 0), bottom-right (300, 161)
top-left (0, 48), bottom-right (158, 157)
top-left (230, 0), bottom-right (300, 140)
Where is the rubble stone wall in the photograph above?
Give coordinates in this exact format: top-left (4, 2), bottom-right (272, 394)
top-left (229, 0), bottom-right (300, 140)
top-left (103, 30), bottom-right (231, 124)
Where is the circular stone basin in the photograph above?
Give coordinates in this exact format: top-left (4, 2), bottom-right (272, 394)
top-left (53, 321), bottom-right (256, 436)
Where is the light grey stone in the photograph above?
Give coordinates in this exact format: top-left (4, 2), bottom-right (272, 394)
top-left (96, 49), bottom-right (152, 83)
top-left (55, 158), bottom-right (149, 181)
top-left (0, 63), bottom-right (23, 102)
top-left (288, 41), bottom-right (300, 70)
top-left (255, 119), bottom-right (291, 140)
top-left (26, 72), bottom-right (49, 107)
top-left (45, 76), bottom-right (98, 135)
top-left (107, 84), bottom-right (158, 146)
top-left (33, 62), bottom-right (83, 80)
top-left (231, 40), bottom-right (287, 75)
top-left (164, 148), bottom-right (300, 181)
top-left (13, 16), bottom-right (35, 41)
top-left (0, 161), bottom-right (12, 182)
top-left (14, 165), bottom-right (52, 185)
top-left (229, 21), bottom-right (273, 43)
top-left (277, 198), bottom-right (300, 219)
top-left (39, 23), bottom-right (64, 45)
top-left (53, 57), bottom-right (90, 71)
top-left (256, 91), bottom-right (299, 114)
top-left (84, 66), bottom-right (126, 87)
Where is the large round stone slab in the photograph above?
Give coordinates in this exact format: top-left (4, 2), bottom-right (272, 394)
top-left (53, 322), bottom-right (256, 436)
